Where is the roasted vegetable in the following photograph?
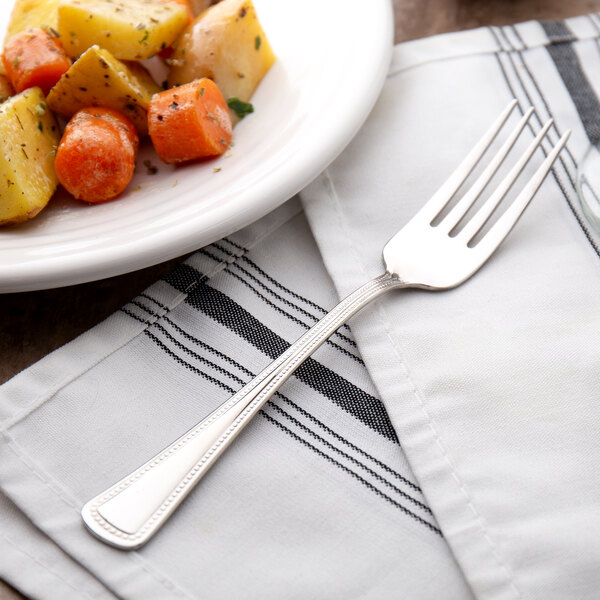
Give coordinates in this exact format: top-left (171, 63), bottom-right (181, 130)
top-left (188, 0), bottom-right (216, 17)
top-left (4, 0), bottom-right (62, 43)
top-left (167, 0), bottom-right (275, 119)
top-left (55, 107), bottom-right (139, 203)
top-left (47, 45), bottom-right (160, 135)
top-left (58, 0), bottom-right (189, 60)
top-left (148, 78), bottom-right (232, 163)
top-left (0, 87), bottom-right (60, 226)
top-left (2, 27), bottom-right (72, 95)
top-left (160, 0), bottom-right (194, 23)
top-left (157, 0), bottom-right (194, 59)
top-left (0, 63), bottom-right (14, 103)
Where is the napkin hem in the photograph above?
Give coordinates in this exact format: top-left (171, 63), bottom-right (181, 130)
top-left (0, 428), bottom-right (194, 600)
top-left (0, 531), bottom-right (101, 600)
top-left (302, 170), bottom-right (522, 600)
top-left (367, 308), bottom-right (522, 600)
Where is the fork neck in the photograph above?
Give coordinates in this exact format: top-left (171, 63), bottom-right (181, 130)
top-left (345, 272), bottom-right (406, 315)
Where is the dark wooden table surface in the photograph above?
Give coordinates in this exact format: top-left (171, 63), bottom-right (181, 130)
top-left (2, 0), bottom-right (600, 597)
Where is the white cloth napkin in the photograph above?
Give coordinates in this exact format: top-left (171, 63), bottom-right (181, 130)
top-left (2, 14), bottom-right (600, 600)
top-left (302, 14), bottom-right (600, 600)
top-left (0, 199), bottom-right (470, 599)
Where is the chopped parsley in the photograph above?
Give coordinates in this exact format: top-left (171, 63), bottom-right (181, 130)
top-left (227, 97), bottom-right (254, 119)
top-left (255, 35), bottom-right (261, 50)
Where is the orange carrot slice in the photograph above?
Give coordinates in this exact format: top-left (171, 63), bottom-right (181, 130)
top-left (148, 78), bottom-right (232, 164)
top-left (2, 28), bottom-right (72, 95)
top-left (55, 108), bottom-right (139, 204)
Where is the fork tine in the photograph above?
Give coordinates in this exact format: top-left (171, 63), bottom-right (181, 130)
top-left (457, 118), bottom-right (554, 243)
top-left (417, 99), bottom-right (518, 223)
top-left (439, 107), bottom-right (535, 234)
top-left (472, 130), bottom-right (571, 256)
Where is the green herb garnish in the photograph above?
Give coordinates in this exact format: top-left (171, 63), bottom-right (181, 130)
top-left (227, 97), bottom-right (254, 119)
top-left (255, 35), bottom-right (261, 50)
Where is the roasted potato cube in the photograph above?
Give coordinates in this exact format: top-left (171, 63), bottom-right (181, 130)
top-left (0, 87), bottom-right (60, 226)
top-left (4, 0), bottom-right (62, 43)
top-left (167, 0), bottom-right (275, 114)
top-left (58, 0), bottom-right (189, 60)
top-left (47, 45), bottom-right (160, 135)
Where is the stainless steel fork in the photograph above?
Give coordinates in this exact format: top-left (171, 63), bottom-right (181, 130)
top-left (82, 100), bottom-right (570, 549)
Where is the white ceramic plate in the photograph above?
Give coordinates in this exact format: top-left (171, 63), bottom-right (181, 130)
top-left (0, 0), bottom-right (393, 293)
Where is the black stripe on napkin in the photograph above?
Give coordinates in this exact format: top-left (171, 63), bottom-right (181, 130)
top-left (131, 295), bottom-right (423, 494)
top-left (146, 311), bottom-right (429, 511)
top-left (541, 20), bottom-right (600, 145)
top-left (490, 26), bottom-right (577, 186)
top-left (206, 240), bottom-right (357, 347)
top-left (222, 238), bottom-right (355, 338)
top-left (197, 248), bottom-right (361, 363)
top-left (261, 412), bottom-right (441, 535)
top-left (541, 20), bottom-right (576, 44)
top-left (501, 25), bottom-right (578, 180)
top-left (122, 305), bottom-right (438, 533)
top-left (165, 264), bottom-right (399, 442)
top-left (490, 26), bottom-right (600, 258)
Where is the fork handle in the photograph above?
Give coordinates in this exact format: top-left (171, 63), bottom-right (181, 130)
top-left (81, 272), bottom-right (403, 549)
